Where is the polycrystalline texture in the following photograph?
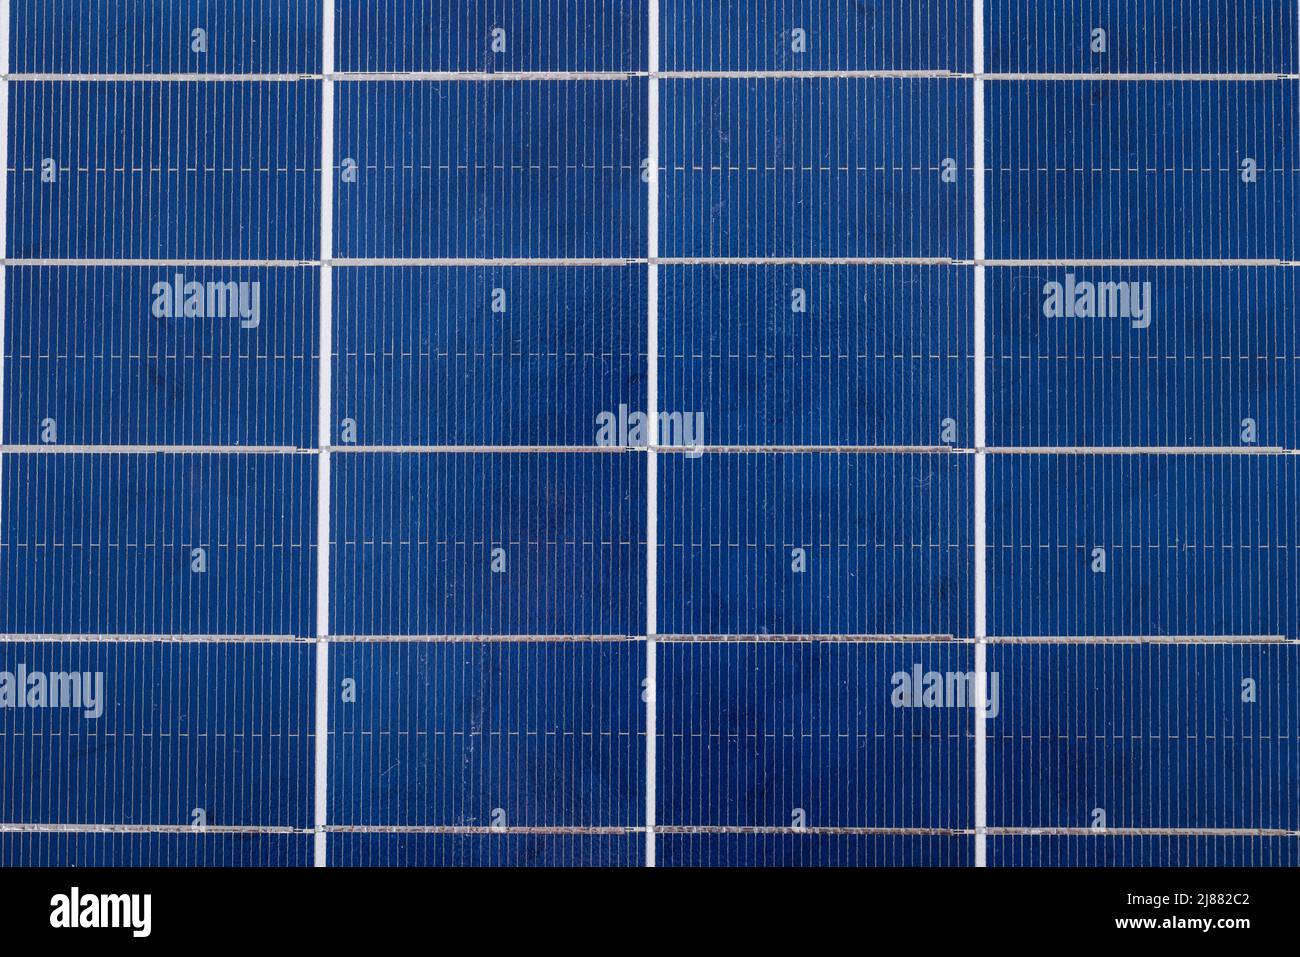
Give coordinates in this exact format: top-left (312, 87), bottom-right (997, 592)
top-left (8, 81), bottom-right (322, 260)
top-left (1, 1), bottom-right (1297, 869)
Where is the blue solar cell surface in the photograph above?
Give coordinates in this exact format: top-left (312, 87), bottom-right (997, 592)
top-left (329, 641), bottom-right (644, 826)
top-left (657, 453), bottom-right (972, 636)
top-left (335, 80), bottom-right (647, 258)
top-left (658, 642), bottom-right (974, 828)
top-left (987, 267), bottom-right (1300, 447)
top-left (0, 640), bottom-right (313, 826)
top-left (333, 265), bottom-right (645, 446)
top-left (987, 81), bottom-right (1299, 260)
top-left (660, 265), bottom-right (973, 447)
top-left (0, 1), bottom-right (1297, 870)
top-left (330, 452), bottom-right (645, 635)
top-left (4, 266), bottom-right (319, 446)
top-left (1, 454), bottom-right (315, 636)
top-left (659, 79), bottom-right (972, 258)
top-left (9, 82), bottom-right (322, 259)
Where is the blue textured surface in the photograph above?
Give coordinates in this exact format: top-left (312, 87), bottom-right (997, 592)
top-left (9, 82), bottom-right (321, 259)
top-left (337, 0), bottom-right (647, 72)
top-left (659, 79), bottom-right (972, 258)
top-left (658, 642), bottom-right (974, 828)
top-left (330, 452), bottom-right (645, 635)
top-left (4, 267), bottom-right (319, 446)
top-left (987, 81), bottom-right (1299, 259)
top-left (988, 456), bottom-right (1300, 637)
top-left (987, 267), bottom-right (1300, 447)
top-left (657, 453), bottom-right (972, 636)
top-left (988, 644), bottom-right (1299, 830)
top-left (660, 0), bottom-right (971, 71)
top-left (329, 641), bottom-right (644, 826)
top-left (0, 641), bottom-right (313, 825)
top-left (1, 1), bottom-right (1298, 869)
top-left (335, 80), bottom-right (647, 258)
top-left (1, 454), bottom-right (315, 636)
top-left (333, 266), bottom-right (645, 446)
top-left (984, 0), bottom-right (1298, 73)
top-left (660, 265), bottom-right (972, 446)
top-left (11, 0), bottom-right (321, 74)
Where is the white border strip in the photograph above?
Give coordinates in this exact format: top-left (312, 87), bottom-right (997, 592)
top-left (5, 821), bottom-right (1294, 837)
top-left (0, 632), bottom-right (1284, 646)
top-left (972, 0), bottom-right (989, 870)
top-left (644, 0), bottom-right (660, 870)
top-left (6, 257), bottom-right (1300, 268)
top-left (7, 257), bottom-right (1298, 269)
top-left (313, 0), bottom-right (335, 870)
top-left (6, 71), bottom-right (1299, 83)
top-left (0, 0), bottom-right (9, 549)
top-left (4, 823), bottom-right (1295, 838)
top-left (2, 444), bottom-right (1296, 457)
top-left (2, 444), bottom-right (1295, 457)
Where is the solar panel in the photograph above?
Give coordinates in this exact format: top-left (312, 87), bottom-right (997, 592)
top-left (0, 0), bottom-right (1297, 871)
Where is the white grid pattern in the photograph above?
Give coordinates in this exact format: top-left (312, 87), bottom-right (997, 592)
top-left (644, 0), bottom-right (660, 869)
top-left (971, 0), bottom-right (988, 870)
top-left (3, 71), bottom-right (1299, 83)
top-left (0, 4), bottom-right (1296, 863)
top-left (313, 0), bottom-right (337, 870)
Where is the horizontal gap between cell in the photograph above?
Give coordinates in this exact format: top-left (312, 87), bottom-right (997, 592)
top-left (986, 635), bottom-right (1289, 645)
top-left (0, 633), bottom-right (305, 643)
top-left (332, 634), bottom-right (634, 644)
top-left (657, 633), bottom-right (957, 643)
top-left (987, 446), bottom-right (1291, 455)
top-left (4, 258), bottom-right (1299, 269)
top-left (983, 827), bottom-right (1300, 838)
top-left (1, 824), bottom-right (1295, 838)
top-left (0, 634), bottom-right (1289, 645)
top-left (2, 444), bottom-right (1294, 457)
top-left (331, 634), bottom-right (958, 644)
top-left (0, 444), bottom-right (301, 454)
top-left (3, 71), bottom-right (1296, 83)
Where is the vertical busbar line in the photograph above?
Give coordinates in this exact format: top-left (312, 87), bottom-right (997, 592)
top-left (971, 0), bottom-right (989, 869)
top-left (313, 0), bottom-right (335, 869)
top-left (0, 0), bottom-right (10, 492)
top-left (644, 0), bottom-right (660, 869)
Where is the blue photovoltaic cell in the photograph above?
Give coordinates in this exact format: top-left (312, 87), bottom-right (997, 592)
top-left (0, 641), bottom-right (313, 827)
top-left (334, 80), bottom-right (647, 259)
top-left (988, 836), bottom-right (1300, 868)
top-left (0, 833), bottom-right (314, 868)
top-left (985, 0), bottom-right (1299, 74)
top-left (657, 834), bottom-right (973, 868)
top-left (329, 452), bottom-right (645, 636)
top-left (660, 0), bottom-right (970, 72)
top-left (8, 81), bottom-right (321, 259)
top-left (658, 642), bottom-right (973, 828)
top-left (3, 1), bottom-right (1300, 872)
top-left (336, 0), bottom-right (647, 73)
top-left (987, 267), bottom-right (1300, 448)
top-left (659, 79), bottom-right (972, 258)
top-left (988, 455), bottom-right (1300, 638)
top-left (329, 641), bottom-right (643, 826)
top-left (989, 644), bottom-right (1300, 830)
top-left (326, 832), bottom-right (642, 867)
top-left (657, 454), bottom-right (972, 637)
top-left (11, 0), bottom-right (321, 74)
top-left (3, 267), bottom-right (318, 447)
top-left (986, 81), bottom-right (1299, 260)
top-left (333, 266), bottom-right (645, 446)
top-left (0, 454), bottom-right (316, 637)
top-left (660, 265), bottom-right (971, 446)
